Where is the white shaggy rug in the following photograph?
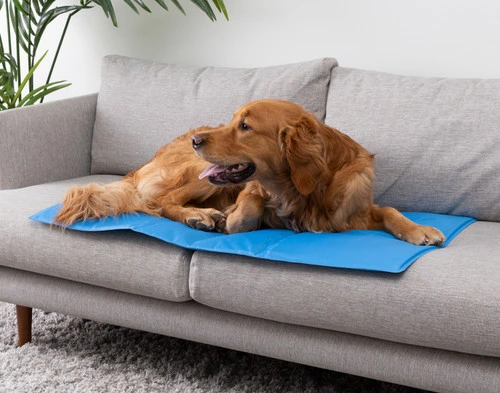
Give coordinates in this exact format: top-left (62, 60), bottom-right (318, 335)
top-left (0, 302), bottom-right (428, 393)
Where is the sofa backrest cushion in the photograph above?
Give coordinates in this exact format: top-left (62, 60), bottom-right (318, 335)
top-left (325, 67), bottom-right (500, 222)
top-left (91, 55), bottom-right (337, 175)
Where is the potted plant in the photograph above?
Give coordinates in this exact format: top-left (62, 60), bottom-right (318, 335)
top-left (0, 0), bottom-right (228, 111)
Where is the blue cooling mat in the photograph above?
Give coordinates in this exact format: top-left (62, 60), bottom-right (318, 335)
top-left (30, 204), bottom-right (475, 273)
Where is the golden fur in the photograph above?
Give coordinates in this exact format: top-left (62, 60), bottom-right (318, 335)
top-left (55, 99), bottom-right (445, 246)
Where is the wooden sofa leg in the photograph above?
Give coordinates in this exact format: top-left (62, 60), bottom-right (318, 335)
top-left (16, 305), bottom-right (32, 346)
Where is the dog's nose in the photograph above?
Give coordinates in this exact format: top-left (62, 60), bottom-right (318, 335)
top-left (192, 134), bottom-right (205, 150)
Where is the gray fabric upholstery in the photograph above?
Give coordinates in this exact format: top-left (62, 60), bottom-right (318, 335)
top-left (1, 266), bottom-right (498, 393)
top-left (325, 67), bottom-right (500, 222)
top-left (0, 94), bottom-right (96, 190)
top-left (189, 221), bottom-right (500, 357)
top-left (91, 55), bottom-right (338, 175)
top-left (2, 57), bottom-right (499, 393)
top-left (0, 176), bottom-right (192, 302)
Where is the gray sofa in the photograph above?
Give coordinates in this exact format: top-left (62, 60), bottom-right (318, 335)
top-left (1, 55), bottom-right (499, 393)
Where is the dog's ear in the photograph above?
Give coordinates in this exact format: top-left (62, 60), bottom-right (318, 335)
top-left (279, 115), bottom-right (327, 195)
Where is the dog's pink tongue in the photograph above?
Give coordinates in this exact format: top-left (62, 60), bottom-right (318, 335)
top-left (199, 164), bottom-right (226, 180)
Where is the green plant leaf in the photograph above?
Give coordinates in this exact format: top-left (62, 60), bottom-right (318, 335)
top-left (12, 0), bottom-right (27, 14)
top-left (0, 92), bottom-right (12, 109)
top-left (35, 5), bottom-right (84, 47)
top-left (90, 0), bottom-right (118, 26)
top-left (122, 0), bottom-right (140, 14)
top-left (8, 2), bottom-right (25, 46)
top-left (31, 0), bottom-right (41, 16)
top-left (131, 0), bottom-right (152, 13)
top-left (11, 49), bottom-right (48, 104)
top-left (211, 0), bottom-right (228, 20)
top-left (190, 0), bottom-right (216, 21)
top-left (12, 5), bottom-right (34, 51)
top-left (164, 0), bottom-right (184, 15)
top-left (40, 0), bottom-right (58, 15)
top-left (0, 52), bottom-right (18, 70)
top-left (0, 0), bottom-right (229, 111)
top-left (18, 80), bottom-right (71, 106)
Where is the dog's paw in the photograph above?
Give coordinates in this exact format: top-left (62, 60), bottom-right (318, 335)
top-left (185, 208), bottom-right (226, 232)
top-left (401, 225), bottom-right (446, 246)
top-left (224, 194), bottom-right (264, 234)
top-left (225, 214), bottom-right (261, 234)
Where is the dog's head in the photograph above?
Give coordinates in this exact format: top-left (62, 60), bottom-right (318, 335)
top-left (193, 99), bottom-right (327, 196)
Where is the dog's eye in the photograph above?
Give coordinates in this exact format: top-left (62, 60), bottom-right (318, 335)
top-left (240, 122), bottom-right (252, 131)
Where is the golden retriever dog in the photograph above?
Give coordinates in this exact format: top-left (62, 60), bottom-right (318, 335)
top-left (55, 99), bottom-right (445, 246)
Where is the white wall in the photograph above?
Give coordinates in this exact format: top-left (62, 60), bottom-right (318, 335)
top-left (39, 0), bottom-right (500, 101)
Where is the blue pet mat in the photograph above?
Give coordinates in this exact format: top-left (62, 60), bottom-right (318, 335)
top-left (30, 204), bottom-right (475, 273)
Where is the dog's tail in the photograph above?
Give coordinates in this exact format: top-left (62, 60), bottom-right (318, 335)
top-left (53, 179), bottom-right (160, 227)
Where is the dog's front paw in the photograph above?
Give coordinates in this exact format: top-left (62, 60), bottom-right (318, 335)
top-left (185, 208), bottom-right (226, 232)
top-left (401, 225), bottom-right (446, 246)
top-left (224, 194), bottom-right (264, 234)
top-left (225, 213), bottom-right (261, 234)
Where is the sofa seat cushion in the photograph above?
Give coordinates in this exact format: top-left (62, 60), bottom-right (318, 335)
top-left (325, 67), bottom-right (500, 222)
top-left (0, 176), bottom-right (192, 302)
top-left (92, 55), bottom-right (338, 175)
top-left (189, 221), bottom-right (500, 357)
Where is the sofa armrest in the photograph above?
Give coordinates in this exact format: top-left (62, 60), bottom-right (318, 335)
top-left (0, 94), bottom-right (97, 190)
